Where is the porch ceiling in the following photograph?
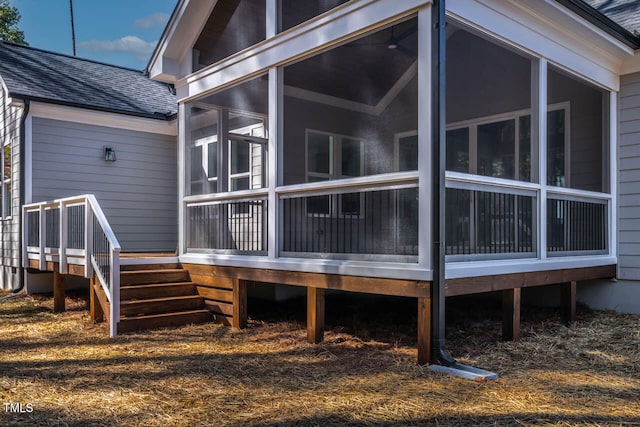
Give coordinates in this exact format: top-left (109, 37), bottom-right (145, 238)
top-left (283, 17), bottom-right (418, 107)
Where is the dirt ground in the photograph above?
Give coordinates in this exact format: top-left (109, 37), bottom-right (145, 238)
top-left (1, 288), bottom-right (639, 426)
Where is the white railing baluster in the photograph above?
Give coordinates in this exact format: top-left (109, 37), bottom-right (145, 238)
top-left (59, 201), bottom-right (68, 274)
top-left (38, 204), bottom-right (46, 271)
top-left (109, 244), bottom-right (120, 337)
top-left (85, 200), bottom-right (94, 279)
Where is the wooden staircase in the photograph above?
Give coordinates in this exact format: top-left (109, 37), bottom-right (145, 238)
top-left (117, 262), bottom-right (213, 332)
top-left (89, 256), bottom-right (245, 334)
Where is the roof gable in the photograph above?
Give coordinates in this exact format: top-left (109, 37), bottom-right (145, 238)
top-left (0, 42), bottom-right (177, 120)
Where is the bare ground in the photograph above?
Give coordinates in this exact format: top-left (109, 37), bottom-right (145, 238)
top-left (0, 289), bottom-right (639, 426)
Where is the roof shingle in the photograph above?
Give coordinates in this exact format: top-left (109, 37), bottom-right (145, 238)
top-left (0, 41), bottom-right (177, 120)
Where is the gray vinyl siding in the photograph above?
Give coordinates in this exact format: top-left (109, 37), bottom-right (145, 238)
top-left (0, 83), bottom-right (23, 290)
top-left (31, 117), bottom-right (177, 252)
top-left (618, 72), bottom-right (640, 280)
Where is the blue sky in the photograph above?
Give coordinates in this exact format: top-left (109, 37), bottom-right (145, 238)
top-left (10, 0), bottom-right (178, 70)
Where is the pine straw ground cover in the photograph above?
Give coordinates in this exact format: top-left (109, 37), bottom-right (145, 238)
top-left (0, 289), bottom-right (639, 427)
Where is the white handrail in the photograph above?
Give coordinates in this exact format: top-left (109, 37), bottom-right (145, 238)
top-left (23, 194), bottom-right (121, 337)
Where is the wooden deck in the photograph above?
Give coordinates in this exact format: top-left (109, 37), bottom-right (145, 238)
top-left (182, 263), bottom-right (616, 364)
top-left (28, 255), bottom-right (616, 364)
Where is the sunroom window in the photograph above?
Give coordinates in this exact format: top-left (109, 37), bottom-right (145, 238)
top-left (305, 130), bottom-right (364, 216)
top-left (187, 75), bottom-right (268, 196)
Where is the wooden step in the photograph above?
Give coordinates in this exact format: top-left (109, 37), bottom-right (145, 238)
top-left (120, 282), bottom-right (196, 300)
top-left (117, 309), bottom-right (212, 333)
top-left (120, 262), bottom-right (181, 272)
top-left (120, 269), bottom-right (190, 285)
top-left (120, 295), bottom-right (204, 317)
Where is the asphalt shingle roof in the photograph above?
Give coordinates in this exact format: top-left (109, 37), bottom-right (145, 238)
top-left (0, 41), bottom-right (177, 120)
top-left (583, 0), bottom-right (640, 35)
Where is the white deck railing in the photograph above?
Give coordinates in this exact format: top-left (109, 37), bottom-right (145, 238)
top-left (23, 195), bottom-right (121, 336)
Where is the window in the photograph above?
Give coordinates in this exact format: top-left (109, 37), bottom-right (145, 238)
top-left (187, 75), bottom-right (269, 197)
top-left (445, 105), bottom-right (568, 183)
top-left (306, 130), bottom-right (364, 215)
top-left (2, 139), bottom-right (11, 218)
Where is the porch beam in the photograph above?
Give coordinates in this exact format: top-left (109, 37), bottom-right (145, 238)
top-left (502, 287), bottom-right (521, 341)
top-left (560, 280), bottom-right (577, 324)
top-left (232, 279), bottom-right (247, 329)
top-left (417, 297), bottom-right (432, 365)
top-left (307, 287), bottom-right (325, 344)
top-left (53, 271), bottom-right (66, 313)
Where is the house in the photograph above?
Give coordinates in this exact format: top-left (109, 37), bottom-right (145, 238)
top-left (0, 42), bottom-right (178, 297)
top-left (9, 0), bottom-right (640, 365)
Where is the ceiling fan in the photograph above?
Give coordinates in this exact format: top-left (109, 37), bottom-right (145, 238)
top-left (344, 24), bottom-right (418, 58)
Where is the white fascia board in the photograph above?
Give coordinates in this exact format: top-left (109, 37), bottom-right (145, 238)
top-left (28, 102), bottom-right (177, 136)
top-left (148, 0), bottom-right (218, 82)
top-left (446, 256), bottom-right (617, 280)
top-left (177, 0), bottom-right (430, 102)
top-left (448, 0), bottom-right (628, 91)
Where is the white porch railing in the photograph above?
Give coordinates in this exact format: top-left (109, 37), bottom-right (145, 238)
top-left (23, 195), bottom-right (121, 336)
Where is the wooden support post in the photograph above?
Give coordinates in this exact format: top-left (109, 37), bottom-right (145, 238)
top-left (561, 281), bottom-right (577, 324)
top-left (232, 279), bottom-right (247, 329)
top-left (53, 271), bottom-right (66, 313)
top-left (89, 276), bottom-right (104, 323)
top-left (502, 288), bottom-right (521, 341)
top-left (307, 287), bottom-right (325, 344)
top-left (417, 297), bottom-right (432, 365)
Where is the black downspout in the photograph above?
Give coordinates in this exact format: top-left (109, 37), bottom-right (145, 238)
top-left (13, 99), bottom-right (29, 293)
top-left (431, 0), bottom-right (455, 366)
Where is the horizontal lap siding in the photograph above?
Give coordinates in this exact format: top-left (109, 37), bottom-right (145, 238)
top-left (32, 117), bottom-right (177, 252)
top-left (618, 73), bottom-right (640, 280)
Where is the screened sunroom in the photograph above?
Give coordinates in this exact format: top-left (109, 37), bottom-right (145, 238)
top-left (173, 0), bottom-right (616, 281)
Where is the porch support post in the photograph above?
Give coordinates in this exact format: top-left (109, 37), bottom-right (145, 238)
top-left (560, 280), bottom-right (577, 324)
top-left (307, 287), bottom-right (325, 344)
top-left (53, 271), bottom-right (66, 313)
top-left (232, 278), bottom-right (247, 329)
top-left (89, 276), bottom-right (104, 323)
top-left (502, 287), bottom-right (521, 341)
top-left (417, 297), bottom-right (432, 365)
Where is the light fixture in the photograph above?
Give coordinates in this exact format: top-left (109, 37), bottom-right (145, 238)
top-left (104, 147), bottom-right (116, 162)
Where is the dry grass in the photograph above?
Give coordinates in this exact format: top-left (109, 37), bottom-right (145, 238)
top-left (0, 288), bottom-right (639, 426)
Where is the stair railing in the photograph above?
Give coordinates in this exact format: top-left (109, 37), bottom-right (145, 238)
top-left (23, 194), bottom-right (121, 336)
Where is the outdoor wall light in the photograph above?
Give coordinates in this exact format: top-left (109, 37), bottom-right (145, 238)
top-left (104, 147), bottom-right (116, 162)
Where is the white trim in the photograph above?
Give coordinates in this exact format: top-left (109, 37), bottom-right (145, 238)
top-left (180, 252), bottom-right (433, 281)
top-left (609, 91), bottom-right (618, 263)
top-left (28, 102), bottom-right (177, 136)
top-left (537, 58), bottom-right (548, 260)
top-left (446, 255), bottom-right (617, 279)
top-left (417, 5), bottom-right (432, 270)
top-left (177, 0), bottom-right (428, 102)
top-left (178, 103), bottom-right (187, 256)
top-left (25, 113), bottom-right (32, 204)
top-left (446, 0), bottom-right (627, 91)
top-left (119, 256), bottom-right (179, 266)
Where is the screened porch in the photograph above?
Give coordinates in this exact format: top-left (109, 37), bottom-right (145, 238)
top-left (180, 14), bottom-right (613, 278)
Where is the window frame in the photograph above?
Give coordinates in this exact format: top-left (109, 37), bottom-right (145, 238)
top-left (443, 102), bottom-right (570, 184)
top-left (304, 129), bottom-right (365, 218)
top-left (2, 137), bottom-right (12, 219)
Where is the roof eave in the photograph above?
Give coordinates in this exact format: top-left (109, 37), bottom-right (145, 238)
top-left (10, 94), bottom-right (175, 121)
top-left (556, 0), bottom-right (640, 49)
